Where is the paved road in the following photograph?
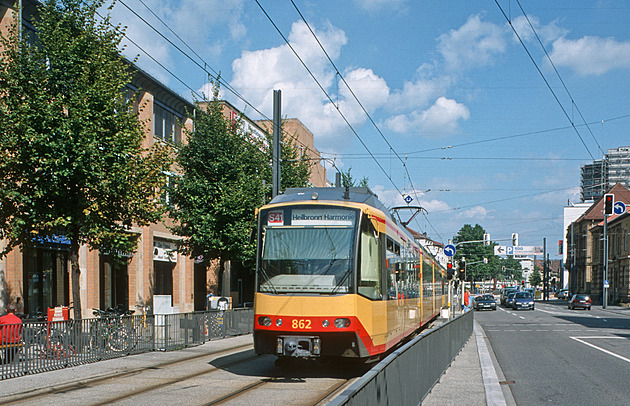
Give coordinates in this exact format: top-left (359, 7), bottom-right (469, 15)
top-left (475, 301), bottom-right (630, 406)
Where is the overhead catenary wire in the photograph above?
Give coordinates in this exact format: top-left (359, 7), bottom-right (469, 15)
top-left (494, 0), bottom-right (595, 160)
top-left (113, 0), bottom-right (323, 162)
top-left (253, 0), bottom-right (406, 198)
top-left (288, 0), bottom-right (422, 202)
top-left (514, 0), bottom-right (605, 158)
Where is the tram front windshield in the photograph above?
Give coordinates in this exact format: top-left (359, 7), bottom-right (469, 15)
top-left (259, 209), bottom-right (357, 294)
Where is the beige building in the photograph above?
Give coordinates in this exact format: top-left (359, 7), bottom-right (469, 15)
top-left (256, 118), bottom-right (328, 188)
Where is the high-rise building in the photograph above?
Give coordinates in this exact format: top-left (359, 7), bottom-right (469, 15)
top-left (607, 146), bottom-right (630, 188)
top-left (580, 147), bottom-right (630, 202)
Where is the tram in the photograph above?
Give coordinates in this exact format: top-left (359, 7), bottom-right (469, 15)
top-left (253, 187), bottom-right (447, 361)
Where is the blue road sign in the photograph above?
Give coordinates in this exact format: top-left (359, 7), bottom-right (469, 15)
top-left (404, 195), bottom-right (413, 204)
top-left (444, 244), bottom-right (456, 257)
top-left (613, 201), bottom-right (626, 215)
top-left (506, 246), bottom-right (514, 256)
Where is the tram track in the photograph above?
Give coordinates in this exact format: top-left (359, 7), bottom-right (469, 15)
top-left (0, 343), bottom-right (255, 405)
top-left (0, 341), bottom-right (363, 406)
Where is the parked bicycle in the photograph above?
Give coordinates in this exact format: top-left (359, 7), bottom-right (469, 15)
top-left (90, 307), bottom-right (135, 353)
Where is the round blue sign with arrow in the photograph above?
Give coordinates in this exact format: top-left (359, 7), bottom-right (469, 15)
top-left (614, 201), bottom-right (626, 215)
top-left (444, 244), bottom-right (456, 257)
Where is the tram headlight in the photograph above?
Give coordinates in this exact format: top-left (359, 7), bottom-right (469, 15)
top-left (275, 318), bottom-right (283, 327)
top-left (258, 316), bottom-right (272, 327)
top-left (322, 319), bottom-right (330, 328)
top-left (334, 318), bottom-right (351, 328)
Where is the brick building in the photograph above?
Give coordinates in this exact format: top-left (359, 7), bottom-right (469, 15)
top-left (0, 0), bottom-right (206, 317)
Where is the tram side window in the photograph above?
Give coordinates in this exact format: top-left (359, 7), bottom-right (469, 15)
top-left (386, 237), bottom-right (402, 299)
top-left (359, 226), bottom-right (381, 300)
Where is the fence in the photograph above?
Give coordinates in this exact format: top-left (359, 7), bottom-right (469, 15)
top-left (0, 308), bottom-right (254, 380)
top-left (329, 310), bottom-right (473, 406)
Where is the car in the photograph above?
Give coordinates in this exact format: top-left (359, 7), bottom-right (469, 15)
top-left (473, 294), bottom-right (497, 311)
top-left (505, 291), bottom-right (517, 308)
top-left (555, 289), bottom-right (570, 299)
top-left (512, 292), bottom-right (535, 310)
top-left (500, 288), bottom-right (518, 306)
top-left (568, 294), bottom-right (591, 310)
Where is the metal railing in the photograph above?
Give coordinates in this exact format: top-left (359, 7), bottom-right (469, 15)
top-left (0, 308), bottom-right (254, 380)
top-left (329, 310), bottom-right (474, 406)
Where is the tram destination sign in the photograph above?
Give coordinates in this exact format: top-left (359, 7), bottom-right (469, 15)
top-left (291, 208), bottom-right (356, 226)
top-left (494, 245), bottom-right (543, 256)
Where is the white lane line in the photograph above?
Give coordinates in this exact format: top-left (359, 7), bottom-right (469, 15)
top-left (475, 323), bottom-right (507, 406)
top-left (570, 336), bottom-right (630, 364)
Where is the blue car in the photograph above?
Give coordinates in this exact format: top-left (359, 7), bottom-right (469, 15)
top-left (512, 292), bottom-right (535, 310)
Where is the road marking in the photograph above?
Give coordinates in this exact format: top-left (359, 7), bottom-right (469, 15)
top-left (519, 316), bottom-right (525, 319)
top-left (570, 336), bottom-right (630, 364)
top-left (475, 323), bottom-right (508, 406)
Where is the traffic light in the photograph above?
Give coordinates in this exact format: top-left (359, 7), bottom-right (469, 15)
top-left (446, 261), bottom-right (454, 280)
top-left (604, 194), bottom-right (614, 215)
top-left (512, 233), bottom-right (519, 246)
top-left (558, 240), bottom-right (563, 255)
top-left (459, 259), bottom-right (466, 280)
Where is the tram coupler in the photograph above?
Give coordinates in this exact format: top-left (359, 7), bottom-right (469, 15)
top-left (277, 336), bottom-right (321, 357)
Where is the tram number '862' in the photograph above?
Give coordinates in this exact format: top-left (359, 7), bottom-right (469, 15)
top-left (292, 319), bottom-right (312, 329)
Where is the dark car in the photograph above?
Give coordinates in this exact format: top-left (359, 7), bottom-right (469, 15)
top-left (568, 294), bottom-right (591, 310)
top-left (505, 291), bottom-right (517, 308)
top-left (500, 288), bottom-right (518, 305)
top-left (473, 294), bottom-right (497, 311)
top-left (555, 289), bottom-right (570, 299)
top-left (512, 292), bottom-right (534, 310)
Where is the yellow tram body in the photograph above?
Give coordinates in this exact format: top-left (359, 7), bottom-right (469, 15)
top-left (253, 188), bottom-right (446, 359)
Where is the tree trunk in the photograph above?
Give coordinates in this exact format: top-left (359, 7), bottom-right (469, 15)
top-left (70, 237), bottom-right (82, 320)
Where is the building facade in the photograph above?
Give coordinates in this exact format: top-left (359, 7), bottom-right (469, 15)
top-left (256, 118), bottom-right (328, 188)
top-left (566, 183), bottom-right (630, 304)
top-left (0, 0), bottom-right (209, 316)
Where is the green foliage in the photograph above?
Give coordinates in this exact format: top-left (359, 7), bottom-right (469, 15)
top-left (272, 123), bottom-right (312, 192)
top-left (0, 0), bottom-right (172, 317)
top-left (453, 224), bottom-right (523, 282)
top-left (170, 82), bottom-right (267, 268)
top-left (340, 168), bottom-right (369, 188)
top-left (529, 269), bottom-right (542, 287)
top-left (453, 224), bottom-right (493, 281)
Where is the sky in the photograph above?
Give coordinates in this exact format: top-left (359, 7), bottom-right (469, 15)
top-left (105, 0), bottom-right (630, 259)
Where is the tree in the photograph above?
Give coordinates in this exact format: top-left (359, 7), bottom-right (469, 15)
top-left (263, 121), bottom-right (311, 200)
top-left (0, 0), bottom-right (172, 319)
top-left (169, 82), bottom-right (267, 285)
top-left (529, 269), bottom-right (542, 288)
top-left (453, 224), bottom-right (493, 282)
top-left (340, 168), bottom-right (369, 188)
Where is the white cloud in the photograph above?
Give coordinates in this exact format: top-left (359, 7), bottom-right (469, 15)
top-left (385, 97), bottom-right (470, 136)
top-left (229, 21), bottom-right (389, 149)
top-left (437, 14), bottom-right (507, 72)
top-left (388, 68), bottom-right (452, 113)
top-left (109, 0), bottom-right (245, 86)
top-left (549, 36), bottom-right (630, 76)
top-left (510, 15), bottom-right (566, 44)
top-left (456, 206), bottom-right (489, 219)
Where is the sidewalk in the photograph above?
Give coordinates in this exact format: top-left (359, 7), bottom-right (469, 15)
top-left (422, 321), bottom-right (516, 406)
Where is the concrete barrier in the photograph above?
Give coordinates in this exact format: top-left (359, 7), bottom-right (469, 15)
top-left (329, 310), bottom-right (473, 406)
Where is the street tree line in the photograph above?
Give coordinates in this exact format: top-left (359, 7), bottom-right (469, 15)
top-left (453, 224), bottom-right (524, 285)
top-left (0, 0), bottom-right (311, 319)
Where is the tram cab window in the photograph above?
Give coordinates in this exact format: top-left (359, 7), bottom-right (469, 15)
top-left (358, 221), bottom-right (381, 300)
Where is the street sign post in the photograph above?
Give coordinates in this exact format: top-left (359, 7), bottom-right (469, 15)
top-left (613, 201), bottom-right (626, 215)
top-left (494, 245), bottom-right (543, 256)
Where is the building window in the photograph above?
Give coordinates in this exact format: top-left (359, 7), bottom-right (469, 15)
top-left (154, 101), bottom-right (182, 144)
